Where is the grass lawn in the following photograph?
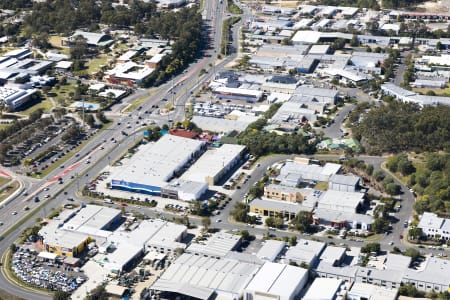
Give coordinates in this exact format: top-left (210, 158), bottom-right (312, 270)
top-left (0, 180), bottom-right (19, 203)
top-left (413, 86), bottom-right (450, 96)
top-left (123, 90), bottom-right (158, 112)
top-left (85, 55), bottom-right (108, 74)
top-left (48, 35), bottom-right (63, 48)
top-left (0, 176), bottom-right (10, 187)
top-left (51, 84), bottom-right (77, 106)
top-left (0, 124), bottom-right (12, 130)
top-left (18, 99), bottom-right (54, 116)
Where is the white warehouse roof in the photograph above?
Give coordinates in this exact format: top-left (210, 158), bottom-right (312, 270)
top-left (180, 144), bottom-right (245, 184)
top-left (110, 134), bottom-right (205, 188)
top-left (152, 253), bottom-right (260, 298)
top-left (256, 240), bottom-right (285, 262)
top-left (245, 262), bottom-right (308, 300)
top-left (303, 278), bottom-right (343, 300)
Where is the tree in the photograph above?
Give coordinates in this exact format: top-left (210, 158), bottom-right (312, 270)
top-left (366, 164), bottom-right (374, 176)
top-left (231, 202), bottom-right (248, 223)
top-left (265, 216), bottom-right (284, 229)
top-left (289, 236), bottom-right (297, 246)
top-left (331, 38), bottom-right (346, 50)
top-left (373, 170), bottom-right (385, 182)
top-left (404, 248), bottom-right (420, 260)
top-left (372, 218), bottom-right (390, 233)
top-left (361, 243), bottom-right (380, 254)
top-left (350, 34), bottom-right (359, 47)
top-left (240, 230), bottom-right (251, 242)
top-left (85, 114), bottom-right (95, 128)
top-left (70, 35), bottom-right (88, 60)
top-left (201, 217), bottom-right (211, 230)
top-left (408, 227), bottom-right (423, 240)
top-left (291, 211), bottom-right (314, 233)
top-left (398, 283), bottom-right (422, 297)
top-left (53, 290), bottom-right (71, 300)
top-left (385, 183), bottom-right (401, 195)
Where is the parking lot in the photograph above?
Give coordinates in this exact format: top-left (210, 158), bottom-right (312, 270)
top-left (11, 245), bottom-right (86, 293)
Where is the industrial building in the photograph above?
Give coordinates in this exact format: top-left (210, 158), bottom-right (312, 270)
top-left (294, 86), bottom-right (339, 104)
top-left (328, 174), bottom-right (360, 192)
top-left (255, 240), bottom-right (285, 262)
top-left (180, 144), bottom-right (246, 185)
top-left (313, 208), bottom-right (373, 230)
top-left (264, 184), bottom-right (304, 203)
top-left (39, 205), bottom-right (187, 272)
top-left (402, 256), bottom-right (450, 293)
top-left (39, 205), bottom-right (122, 257)
top-left (212, 86), bottom-right (263, 102)
top-left (317, 190), bottom-right (365, 213)
top-left (150, 253), bottom-right (261, 300)
top-left (347, 282), bottom-right (398, 300)
top-left (185, 232), bottom-right (241, 258)
top-left (302, 278), bottom-right (344, 300)
top-left (417, 212), bottom-right (450, 241)
top-left (249, 197), bottom-right (311, 221)
top-left (285, 239), bottom-right (326, 267)
top-left (381, 83), bottom-right (450, 106)
top-left (275, 160), bottom-right (341, 185)
top-left (244, 262), bottom-right (308, 300)
top-left (161, 180), bottom-right (208, 202)
top-left (110, 134), bottom-right (206, 196)
top-left (268, 101), bottom-right (317, 131)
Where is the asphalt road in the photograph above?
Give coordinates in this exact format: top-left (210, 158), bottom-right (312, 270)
top-left (0, 0), bottom-right (229, 298)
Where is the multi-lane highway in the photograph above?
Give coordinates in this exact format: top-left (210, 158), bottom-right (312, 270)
top-left (0, 0), bottom-right (233, 298)
top-left (0, 1), bottom-right (438, 299)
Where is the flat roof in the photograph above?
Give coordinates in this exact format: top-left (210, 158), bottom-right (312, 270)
top-left (280, 161), bottom-right (341, 182)
top-left (191, 115), bottom-right (258, 132)
top-left (348, 282), bottom-right (397, 300)
top-left (265, 184), bottom-right (304, 194)
top-left (153, 253), bottom-right (260, 296)
top-left (246, 262), bottom-right (308, 298)
top-left (320, 246), bottom-right (346, 264)
top-left (285, 239), bottom-right (326, 266)
top-left (309, 44), bottom-right (330, 54)
top-left (303, 278), bottom-right (342, 300)
top-left (110, 134), bottom-right (204, 188)
top-left (318, 190), bottom-right (365, 211)
top-left (314, 208), bottom-right (373, 224)
top-left (181, 144), bottom-right (245, 184)
top-left (403, 256), bottom-right (450, 287)
top-left (40, 228), bottom-right (89, 249)
top-left (186, 232), bottom-right (241, 258)
top-left (256, 240), bottom-right (285, 262)
top-left (329, 174), bottom-right (360, 186)
top-left (250, 197), bottom-right (310, 214)
top-left (62, 205), bottom-right (121, 234)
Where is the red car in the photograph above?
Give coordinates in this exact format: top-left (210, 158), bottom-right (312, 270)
top-left (121, 203), bottom-right (128, 207)
top-left (399, 234), bottom-right (403, 239)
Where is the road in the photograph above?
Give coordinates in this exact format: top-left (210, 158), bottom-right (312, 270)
top-left (0, 2), bottom-right (440, 299)
top-left (0, 0), bottom-right (230, 299)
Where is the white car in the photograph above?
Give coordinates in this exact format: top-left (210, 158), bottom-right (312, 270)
top-left (12, 211), bottom-right (17, 215)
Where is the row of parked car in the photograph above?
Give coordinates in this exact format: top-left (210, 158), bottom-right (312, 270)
top-left (11, 246), bottom-right (85, 293)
